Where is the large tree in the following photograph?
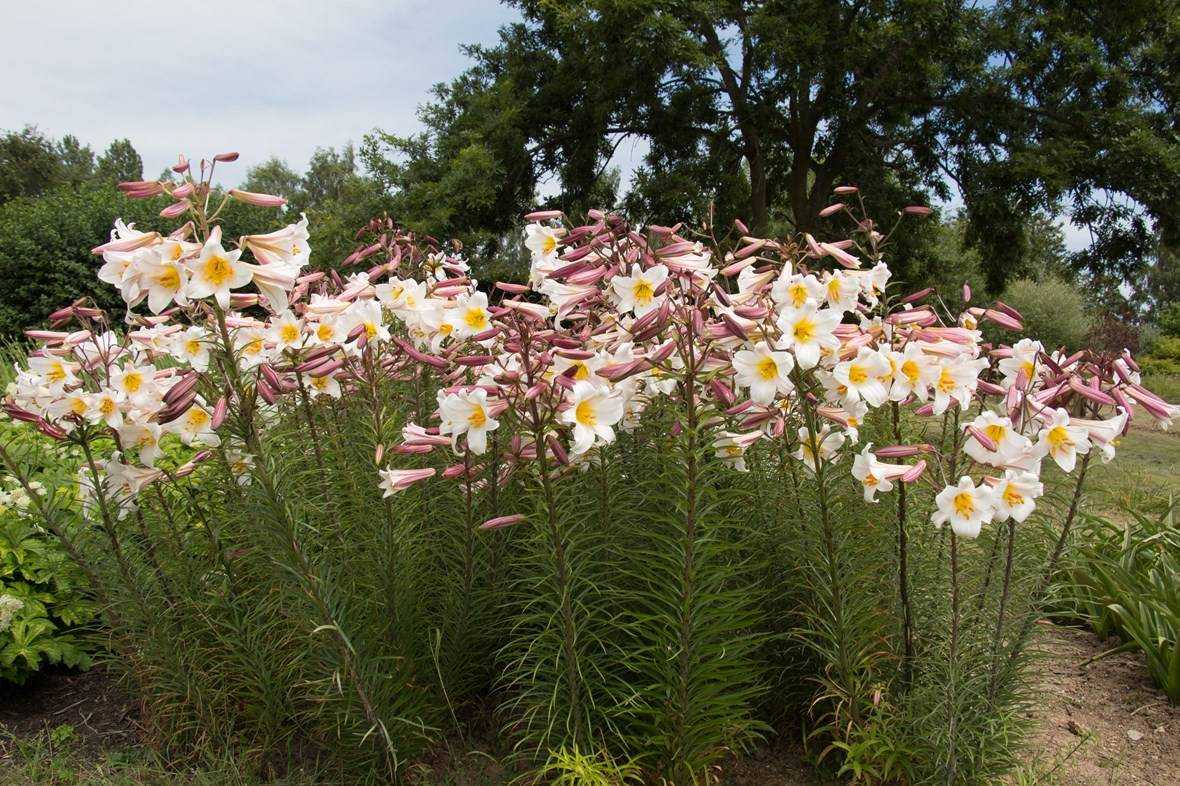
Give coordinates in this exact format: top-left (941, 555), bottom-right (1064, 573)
top-left (366, 0), bottom-right (1178, 299)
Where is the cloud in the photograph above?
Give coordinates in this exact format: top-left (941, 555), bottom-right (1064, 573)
top-left (0, 0), bottom-right (519, 183)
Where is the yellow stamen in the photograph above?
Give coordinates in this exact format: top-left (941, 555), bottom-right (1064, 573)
top-left (953, 491), bottom-right (975, 518)
top-left (575, 399), bottom-right (596, 427)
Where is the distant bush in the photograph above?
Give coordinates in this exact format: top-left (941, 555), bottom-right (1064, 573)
top-left (994, 277), bottom-right (1093, 351)
top-left (1140, 336), bottom-right (1180, 376)
top-left (0, 185), bottom-right (275, 338)
top-left (1159, 302), bottom-right (1180, 338)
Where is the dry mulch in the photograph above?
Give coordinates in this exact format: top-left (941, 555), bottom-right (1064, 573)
top-left (0, 664), bottom-right (140, 764)
top-left (1029, 622), bottom-right (1179, 785)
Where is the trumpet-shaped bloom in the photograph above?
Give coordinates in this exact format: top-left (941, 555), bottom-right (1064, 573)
top-left (187, 230), bottom-right (252, 309)
top-left (792, 424), bottom-right (845, 474)
top-left (776, 301), bottom-right (841, 370)
top-left (611, 263), bottom-right (668, 317)
top-left (889, 343), bottom-right (933, 402)
top-left (379, 467), bottom-right (436, 496)
top-left (832, 346), bottom-right (890, 406)
top-left (732, 341), bottom-right (794, 404)
top-left (930, 356), bottom-right (986, 415)
top-left (932, 476), bottom-right (994, 539)
top-left (991, 471), bottom-right (1044, 523)
top-left (172, 326), bottom-right (211, 371)
top-left (821, 270), bottom-right (860, 314)
top-left (1035, 408), bottom-right (1091, 472)
top-left (851, 443), bottom-right (908, 502)
top-left (268, 311), bottom-right (305, 352)
top-left (456, 292), bottom-right (492, 336)
top-left (771, 271), bottom-right (823, 310)
top-left (998, 338), bottom-right (1043, 387)
top-left (439, 388), bottom-right (500, 455)
top-left (562, 381), bottom-right (624, 455)
top-left (963, 411), bottom-right (1029, 466)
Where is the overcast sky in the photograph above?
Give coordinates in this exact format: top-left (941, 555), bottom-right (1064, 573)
top-left (1, 1), bottom-right (1088, 249)
top-left (0, 0), bottom-right (521, 184)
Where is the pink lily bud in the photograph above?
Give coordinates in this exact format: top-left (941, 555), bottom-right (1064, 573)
top-left (914, 403), bottom-right (936, 417)
top-left (392, 444), bottom-right (433, 455)
top-left (902, 205), bottom-right (933, 216)
top-left (876, 444), bottom-right (930, 458)
top-left (819, 242), bottom-right (861, 269)
top-left (709, 378), bottom-right (736, 407)
top-left (496, 281), bottom-right (530, 294)
top-left (993, 300), bottom-right (1023, 321)
top-left (170, 182), bottom-right (195, 199)
top-left (25, 329), bottom-right (69, 342)
top-left (733, 218), bottom-right (749, 233)
top-left (819, 203), bottom-right (845, 218)
top-left (721, 313), bottom-right (748, 340)
top-left (834, 185), bottom-right (859, 195)
top-left (309, 358), bottom-right (344, 378)
top-left (35, 418), bottom-right (67, 441)
top-left (213, 151), bottom-right (240, 162)
top-left (720, 256), bottom-right (756, 277)
top-left (546, 435), bottom-right (569, 466)
top-left (163, 372), bottom-right (199, 406)
top-left (977, 380), bottom-right (1006, 396)
top-left (228, 188), bottom-right (286, 208)
top-left (982, 309), bottom-right (1022, 331)
top-left (901, 287), bottom-right (934, 304)
top-left (962, 283), bottom-right (972, 302)
top-left (160, 200), bottom-right (190, 218)
top-left (734, 239), bottom-right (768, 259)
top-left (210, 397), bottom-right (228, 429)
top-left (118, 179), bottom-right (164, 196)
top-left (480, 513), bottom-right (527, 531)
top-left (967, 425), bottom-right (998, 452)
top-left (91, 231), bottom-right (161, 255)
top-left (171, 154), bottom-right (190, 173)
top-left (1069, 376), bottom-right (1116, 406)
top-left (901, 460), bottom-right (927, 483)
top-left (524, 209), bottom-right (563, 221)
top-left (257, 380), bottom-right (278, 405)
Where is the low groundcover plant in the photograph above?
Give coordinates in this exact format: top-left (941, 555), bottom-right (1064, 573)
top-left (1, 152), bottom-right (1175, 784)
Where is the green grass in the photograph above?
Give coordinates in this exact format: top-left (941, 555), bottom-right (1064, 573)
top-left (1086, 424), bottom-right (1180, 515)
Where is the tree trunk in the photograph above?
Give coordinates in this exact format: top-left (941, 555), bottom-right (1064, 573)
top-left (747, 141), bottom-right (769, 234)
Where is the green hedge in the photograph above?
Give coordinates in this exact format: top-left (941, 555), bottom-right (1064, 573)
top-left (0, 185), bottom-right (275, 338)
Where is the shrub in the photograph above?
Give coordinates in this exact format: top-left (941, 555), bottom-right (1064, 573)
top-left (1159, 301), bottom-right (1180, 338)
top-left (1, 159), bottom-right (1176, 783)
top-left (995, 277), bottom-right (1093, 351)
top-left (1054, 505), bottom-right (1180, 702)
top-left (0, 184), bottom-right (276, 338)
top-left (0, 420), bottom-right (95, 684)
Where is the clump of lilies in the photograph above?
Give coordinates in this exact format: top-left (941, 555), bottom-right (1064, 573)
top-left (2, 151), bottom-right (1176, 780)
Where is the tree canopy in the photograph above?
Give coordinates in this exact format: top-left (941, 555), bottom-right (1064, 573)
top-left (363, 0), bottom-right (1178, 302)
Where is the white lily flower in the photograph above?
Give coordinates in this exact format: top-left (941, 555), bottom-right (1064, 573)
top-left (439, 388), bottom-right (499, 455)
top-left (1035, 408), bottom-right (1091, 473)
top-left (776, 300), bottom-right (842, 370)
top-left (732, 341), bottom-right (794, 404)
top-left (932, 476), bottom-right (994, 539)
top-left (611, 263), bottom-right (668, 317)
top-left (991, 471), bottom-right (1044, 523)
top-left (562, 381), bottom-right (624, 455)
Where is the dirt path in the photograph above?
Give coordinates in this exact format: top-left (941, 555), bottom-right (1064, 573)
top-left (1029, 622), bottom-right (1180, 785)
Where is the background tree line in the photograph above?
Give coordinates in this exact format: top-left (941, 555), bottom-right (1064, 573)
top-left (1, 0), bottom-right (1176, 347)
